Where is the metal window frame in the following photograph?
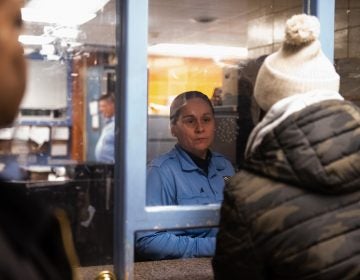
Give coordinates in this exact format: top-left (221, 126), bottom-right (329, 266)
top-left (304, 0), bottom-right (336, 62)
top-left (113, 0), bottom-right (335, 279)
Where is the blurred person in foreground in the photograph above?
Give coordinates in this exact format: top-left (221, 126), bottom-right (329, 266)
top-left (136, 91), bottom-right (235, 260)
top-left (213, 14), bottom-right (360, 279)
top-left (0, 0), bottom-right (78, 278)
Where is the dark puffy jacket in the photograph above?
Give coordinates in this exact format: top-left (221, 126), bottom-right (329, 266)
top-left (213, 100), bottom-right (360, 280)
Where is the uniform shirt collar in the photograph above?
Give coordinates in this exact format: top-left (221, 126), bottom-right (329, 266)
top-left (104, 116), bottom-right (115, 124)
top-left (175, 144), bottom-right (226, 176)
top-left (184, 149), bottom-right (211, 174)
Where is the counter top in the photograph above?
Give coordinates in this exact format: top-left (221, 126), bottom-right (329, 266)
top-left (77, 258), bottom-right (213, 280)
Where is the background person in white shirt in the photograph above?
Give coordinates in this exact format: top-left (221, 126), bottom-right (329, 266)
top-left (95, 93), bottom-right (115, 163)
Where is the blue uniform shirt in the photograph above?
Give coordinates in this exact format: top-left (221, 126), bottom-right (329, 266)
top-left (95, 117), bottom-right (115, 163)
top-left (136, 144), bottom-right (235, 260)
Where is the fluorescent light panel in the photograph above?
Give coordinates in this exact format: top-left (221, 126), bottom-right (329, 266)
top-left (148, 44), bottom-right (248, 60)
top-left (21, 8), bottom-right (95, 26)
top-left (19, 35), bottom-right (55, 45)
top-left (21, 0), bottom-right (110, 26)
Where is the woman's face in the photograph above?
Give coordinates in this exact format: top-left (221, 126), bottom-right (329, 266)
top-left (0, 0), bottom-right (26, 127)
top-left (171, 97), bottom-right (215, 159)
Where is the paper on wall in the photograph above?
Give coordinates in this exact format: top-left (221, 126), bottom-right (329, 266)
top-left (92, 115), bottom-right (100, 129)
top-left (0, 128), bottom-right (15, 140)
top-left (51, 126), bottom-right (70, 140)
top-left (29, 126), bottom-right (50, 146)
top-left (13, 126), bottom-right (30, 141)
top-left (89, 101), bottom-right (98, 115)
top-left (51, 142), bottom-right (68, 156)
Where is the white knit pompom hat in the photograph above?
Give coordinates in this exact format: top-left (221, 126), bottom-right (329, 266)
top-left (254, 14), bottom-right (340, 112)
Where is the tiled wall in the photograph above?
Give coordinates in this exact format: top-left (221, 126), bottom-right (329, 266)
top-left (246, 0), bottom-right (303, 58)
top-left (244, 0), bottom-right (360, 106)
top-left (335, 0), bottom-right (360, 106)
top-left (335, 0), bottom-right (360, 59)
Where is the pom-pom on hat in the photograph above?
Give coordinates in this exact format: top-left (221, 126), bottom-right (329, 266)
top-left (254, 14), bottom-right (340, 112)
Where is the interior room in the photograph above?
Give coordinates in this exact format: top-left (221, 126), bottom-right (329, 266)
top-left (1, 0), bottom-right (358, 278)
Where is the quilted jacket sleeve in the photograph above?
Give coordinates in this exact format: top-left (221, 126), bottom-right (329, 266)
top-left (212, 186), bottom-right (265, 280)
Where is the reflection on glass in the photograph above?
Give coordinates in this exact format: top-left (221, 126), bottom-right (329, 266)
top-left (146, 0), bottom-right (305, 165)
top-left (0, 0), bottom-right (117, 268)
top-left (143, 0), bottom-right (303, 261)
top-left (146, 4), bottom-right (305, 203)
top-left (3, 0), bottom-right (339, 271)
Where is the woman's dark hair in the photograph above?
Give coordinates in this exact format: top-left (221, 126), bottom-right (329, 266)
top-left (169, 91), bottom-right (214, 124)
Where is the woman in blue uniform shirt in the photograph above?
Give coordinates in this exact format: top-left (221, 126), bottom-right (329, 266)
top-left (136, 91), bottom-right (235, 260)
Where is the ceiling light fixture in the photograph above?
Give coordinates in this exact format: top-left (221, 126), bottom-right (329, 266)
top-left (21, 8), bottom-right (95, 26)
top-left (19, 35), bottom-right (55, 45)
top-left (21, 0), bottom-right (110, 26)
top-left (191, 16), bottom-right (218, 24)
top-left (44, 26), bottom-right (80, 39)
top-left (148, 43), bottom-right (248, 60)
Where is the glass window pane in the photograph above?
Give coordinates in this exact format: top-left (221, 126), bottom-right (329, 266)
top-left (0, 0), bottom-right (117, 269)
top-left (147, 0), bottom-right (303, 202)
top-left (140, 0), bottom-right (304, 263)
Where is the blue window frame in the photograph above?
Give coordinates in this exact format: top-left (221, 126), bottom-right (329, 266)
top-left (304, 0), bottom-right (336, 62)
top-left (113, 0), bottom-right (336, 278)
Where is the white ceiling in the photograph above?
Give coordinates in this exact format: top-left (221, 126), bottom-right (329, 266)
top-left (148, 0), bottom-right (250, 47)
top-left (23, 0), bottom-right (302, 51)
top-left (23, 0), bottom-right (254, 50)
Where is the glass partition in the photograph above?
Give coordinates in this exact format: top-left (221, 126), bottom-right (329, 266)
top-left (2, 0), bottom-right (117, 268)
top-left (147, 0), bottom-right (303, 169)
top-left (134, 0), bottom-right (304, 272)
top-left (2, 0), bottom-right (341, 278)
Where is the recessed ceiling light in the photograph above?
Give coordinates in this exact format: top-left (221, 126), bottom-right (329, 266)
top-left (21, 0), bottom-right (110, 26)
top-left (148, 43), bottom-right (247, 60)
top-left (19, 35), bottom-right (55, 45)
top-left (191, 16), bottom-right (218, 24)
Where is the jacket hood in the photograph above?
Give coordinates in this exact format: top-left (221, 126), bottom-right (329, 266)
top-left (246, 99), bottom-right (360, 195)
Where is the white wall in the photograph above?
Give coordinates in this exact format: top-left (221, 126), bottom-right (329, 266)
top-left (20, 59), bottom-right (68, 109)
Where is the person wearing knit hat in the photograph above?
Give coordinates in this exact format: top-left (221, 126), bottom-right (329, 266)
top-left (213, 14), bottom-right (360, 279)
top-left (254, 14), bottom-right (340, 112)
